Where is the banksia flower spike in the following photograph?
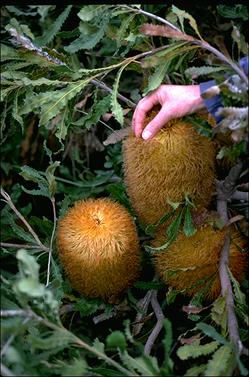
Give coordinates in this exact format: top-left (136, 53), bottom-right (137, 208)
top-left (57, 198), bottom-right (141, 300)
top-left (153, 225), bottom-right (248, 301)
top-left (123, 109), bottom-right (216, 226)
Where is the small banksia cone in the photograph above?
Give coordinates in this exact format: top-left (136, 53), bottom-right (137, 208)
top-left (153, 225), bottom-right (248, 301)
top-left (123, 109), bottom-right (216, 226)
top-left (57, 198), bottom-right (141, 300)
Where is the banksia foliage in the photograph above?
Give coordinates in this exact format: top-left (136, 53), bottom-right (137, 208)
top-left (57, 198), bottom-right (141, 300)
top-left (153, 225), bottom-right (248, 301)
top-left (123, 109), bottom-right (216, 226)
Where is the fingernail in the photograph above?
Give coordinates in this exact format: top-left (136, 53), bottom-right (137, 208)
top-left (142, 130), bottom-right (152, 140)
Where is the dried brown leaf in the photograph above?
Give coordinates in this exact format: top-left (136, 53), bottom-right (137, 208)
top-left (140, 23), bottom-right (195, 42)
top-left (103, 127), bottom-right (131, 146)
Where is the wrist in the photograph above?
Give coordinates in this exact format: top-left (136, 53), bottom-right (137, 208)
top-left (187, 85), bottom-right (205, 113)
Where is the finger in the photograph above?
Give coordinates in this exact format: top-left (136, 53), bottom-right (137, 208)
top-left (132, 94), bottom-right (159, 137)
top-left (141, 105), bottom-right (175, 140)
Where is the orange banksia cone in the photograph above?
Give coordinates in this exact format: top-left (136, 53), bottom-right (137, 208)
top-left (123, 110), bottom-right (216, 226)
top-left (153, 225), bottom-right (248, 301)
top-left (57, 198), bottom-right (141, 300)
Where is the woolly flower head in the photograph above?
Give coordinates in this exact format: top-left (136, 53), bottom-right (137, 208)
top-left (57, 198), bottom-right (141, 300)
top-left (123, 109), bottom-right (216, 226)
top-left (153, 225), bottom-right (248, 301)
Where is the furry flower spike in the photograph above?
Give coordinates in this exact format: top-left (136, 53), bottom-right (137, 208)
top-left (57, 198), bottom-right (141, 300)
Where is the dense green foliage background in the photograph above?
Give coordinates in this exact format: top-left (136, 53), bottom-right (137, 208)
top-left (1, 4), bottom-right (248, 376)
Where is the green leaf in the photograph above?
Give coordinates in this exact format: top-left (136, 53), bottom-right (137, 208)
top-left (119, 351), bottom-right (159, 376)
top-left (166, 209), bottom-right (183, 239)
top-left (172, 5), bottom-right (202, 39)
top-left (45, 161), bottom-right (60, 196)
top-left (28, 329), bottom-right (74, 350)
top-left (12, 91), bottom-right (24, 131)
top-left (134, 281), bottom-right (164, 290)
top-left (184, 364), bottom-right (207, 376)
top-left (228, 267), bottom-right (246, 305)
top-left (74, 297), bottom-right (100, 317)
top-left (204, 345), bottom-right (233, 376)
top-left (143, 60), bottom-right (170, 96)
top-left (93, 338), bottom-right (105, 354)
top-left (35, 6), bottom-right (72, 46)
top-left (183, 205), bottom-right (196, 237)
top-left (211, 296), bottom-right (227, 333)
top-left (106, 331), bottom-right (127, 352)
top-left (64, 11), bottom-right (110, 53)
top-left (185, 65), bottom-right (228, 78)
top-left (0, 44), bottom-right (23, 61)
top-left (110, 63), bottom-right (130, 125)
top-left (177, 341), bottom-right (219, 360)
top-left (77, 5), bottom-right (106, 22)
top-left (61, 358), bottom-right (88, 377)
top-left (217, 5), bottom-right (249, 20)
top-left (19, 165), bottom-right (47, 184)
top-left (196, 323), bottom-right (229, 346)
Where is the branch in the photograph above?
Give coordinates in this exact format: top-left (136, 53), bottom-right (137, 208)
top-left (216, 161), bottom-right (245, 360)
top-left (122, 5), bottom-right (181, 32)
top-left (123, 5), bottom-right (248, 85)
top-left (0, 242), bottom-right (48, 250)
top-left (46, 196), bottom-right (57, 287)
top-left (144, 290), bottom-right (165, 355)
top-left (91, 79), bottom-right (136, 108)
top-left (1, 188), bottom-right (48, 253)
top-left (231, 190), bottom-right (249, 201)
top-left (0, 364), bottom-right (15, 377)
top-left (193, 41), bottom-right (248, 85)
top-left (0, 309), bottom-right (136, 376)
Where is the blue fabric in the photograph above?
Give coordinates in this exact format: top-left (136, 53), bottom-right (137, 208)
top-left (200, 56), bottom-right (248, 123)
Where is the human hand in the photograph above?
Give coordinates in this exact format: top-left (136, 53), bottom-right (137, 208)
top-left (132, 84), bottom-right (205, 140)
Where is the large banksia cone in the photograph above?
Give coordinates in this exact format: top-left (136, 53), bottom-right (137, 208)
top-left (57, 198), bottom-right (141, 300)
top-left (123, 109), bottom-right (216, 226)
top-left (153, 225), bottom-right (248, 301)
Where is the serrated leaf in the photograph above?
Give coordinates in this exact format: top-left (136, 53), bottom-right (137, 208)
top-left (93, 338), bottom-right (105, 354)
top-left (119, 351), bottom-right (159, 376)
top-left (211, 296), bottom-right (227, 332)
top-left (35, 6), bottom-right (72, 46)
top-left (74, 297), bottom-right (100, 317)
top-left (64, 11), bottom-right (110, 53)
top-left (204, 345), bottom-right (233, 376)
top-left (106, 331), bottom-right (127, 352)
top-left (183, 205), bottom-right (196, 237)
top-left (166, 209), bottom-right (183, 239)
top-left (19, 165), bottom-right (47, 184)
top-left (185, 65), bottom-right (228, 78)
top-left (110, 63), bottom-right (130, 125)
top-left (196, 323), bottom-right (229, 345)
top-left (21, 185), bottom-right (50, 198)
top-left (177, 341), bottom-right (219, 360)
top-left (12, 91), bottom-right (24, 131)
top-left (116, 14), bottom-right (136, 48)
top-left (184, 364), bottom-right (207, 376)
top-left (0, 44), bottom-right (24, 61)
top-left (143, 60), bottom-right (170, 96)
top-left (228, 268), bottom-right (246, 305)
top-left (61, 358), bottom-right (88, 377)
top-left (134, 280), bottom-right (164, 290)
top-left (172, 5), bottom-right (202, 39)
top-left (77, 5), bottom-right (106, 22)
top-left (28, 329), bottom-right (74, 350)
top-left (45, 161), bottom-right (60, 196)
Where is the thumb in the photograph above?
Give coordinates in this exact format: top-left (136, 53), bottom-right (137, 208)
top-left (141, 105), bottom-right (175, 140)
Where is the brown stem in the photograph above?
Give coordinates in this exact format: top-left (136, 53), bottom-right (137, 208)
top-left (1, 188), bottom-right (48, 252)
top-left (216, 161), bottom-right (245, 360)
top-left (46, 196), bottom-right (57, 287)
top-left (0, 242), bottom-right (48, 251)
top-left (144, 290), bottom-right (165, 355)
